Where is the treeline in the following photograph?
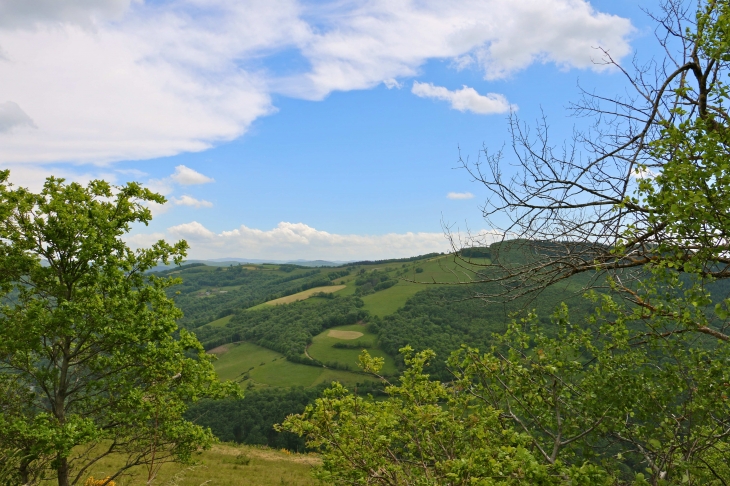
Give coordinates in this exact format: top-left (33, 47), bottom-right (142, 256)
top-left (186, 381), bottom-right (387, 451)
top-left (195, 295), bottom-right (368, 361)
top-left (353, 269), bottom-right (398, 296)
top-left (185, 387), bottom-right (324, 451)
top-left (346, 252), bottom-right (442, 266)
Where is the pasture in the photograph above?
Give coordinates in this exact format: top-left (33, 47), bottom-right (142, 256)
top-left (307, 324), bottom-right (398, 376)
top-left (212, 341), bottom-right (378, 388)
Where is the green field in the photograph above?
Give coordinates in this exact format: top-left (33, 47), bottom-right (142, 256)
top-left (205, 314), bottom-right (234, 328)
top-left (212, 341), bottom-right (378, 388)
top-left (355, 256), bottom-right (490, 316)
top-left (307, 323), bottom-right (398, 375)
top-left (361, 281), bottom-right (428, 316)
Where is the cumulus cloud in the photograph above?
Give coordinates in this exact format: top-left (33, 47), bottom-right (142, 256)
top-left (0, 0), bottom-right (633, 164)
top-left (0, 0), bottom-right (134, 29)
top-left (170, 165), bottom-right (214, 185)
top-left (171, 195), bottom-right (213, 208)
top-left (447, 192), bottom-right (475, 200)
top-left (0, 101), bottom-right (37, 132)
top-left (412, 83), bottom-right (512, 114)
top-left (153, 221), bottom-right (464, 260)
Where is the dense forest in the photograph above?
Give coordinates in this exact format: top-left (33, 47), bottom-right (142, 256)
top-left (196, 295), bottom-right (369, 361)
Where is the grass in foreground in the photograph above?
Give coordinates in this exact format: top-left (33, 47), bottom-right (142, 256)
top-left (42, 443), bottom-right (319, 485)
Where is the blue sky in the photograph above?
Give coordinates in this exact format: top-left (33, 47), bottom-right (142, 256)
top-left (0, 0), bottom-right (662, 260)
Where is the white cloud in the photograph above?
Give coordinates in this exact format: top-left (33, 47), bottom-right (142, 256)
top-left (155, 221), bottom-right (458, 260)
top-left (172, 195), bottom-right (213, 208)
top-left (3, 163), bottom-right (117, 192)
top-left (447, 192), bottom-right (475, 200)
top-left (168, 221), bottom-right (217, 240)
top-left (383, 78), bottom-right (403, 89)
top-left (0, 0), bottom-right (633, 164)
top-left (412, 82), bottom-right (512, 114)
top-left (170, 165), bottom-right (214, 185)
top-left (0, 101), bottom-right (37, 132)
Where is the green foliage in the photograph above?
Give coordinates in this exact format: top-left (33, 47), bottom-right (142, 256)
top-left (284, 4), bottom-right (730, 485)
top-left (374, 281), bottom-right (597, 380)
top-left (196, 296), bottom-right (368, 360)
top-left (185, 387), bottom-right (327, 451)
top-left (0, 174), bottom-right (239, 485)
top-left (354, 269), bottom-right (397, 296)
top-left (281, 348), bottom-right (605, 485)
top-left (164, 265), bottom-right (334, 328)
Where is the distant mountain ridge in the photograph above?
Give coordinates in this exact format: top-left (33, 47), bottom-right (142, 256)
top-left (148, 258), bottom-right (349, 272)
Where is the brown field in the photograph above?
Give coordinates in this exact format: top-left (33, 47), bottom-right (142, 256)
top-left (207, 344), bottom-right (230, 356)
top-left (263, 285), bottom-right (346, 306)
top-left (327, 330), bottom-right (363, 340)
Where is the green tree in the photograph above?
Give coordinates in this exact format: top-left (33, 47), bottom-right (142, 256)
top-left (282, 1), bottom-right (730, 484)
top-left (282, 349), bottom-right (607, 485)
top-left (0, 173), bottom-right (238, 486)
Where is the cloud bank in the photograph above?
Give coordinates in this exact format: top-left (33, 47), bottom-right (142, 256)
top-left (127, 221), bottom-right (497, 261)
top-left (0, 0), bottom-right (633, 165)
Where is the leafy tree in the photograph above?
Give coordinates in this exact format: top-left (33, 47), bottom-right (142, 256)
top-left (281, 349), bottom-right (608, 485)
top-left (0, 173), bottom-right (238, 486)
top-left (282, 1), bottom-right (730, 484)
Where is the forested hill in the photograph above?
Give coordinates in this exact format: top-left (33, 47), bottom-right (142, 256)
top-left (157, 263), bottom-right (351, 328)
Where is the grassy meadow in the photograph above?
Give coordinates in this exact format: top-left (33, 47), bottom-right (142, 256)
top-left (45, 443), bottom-right (319, 486)
top-left (307, 323), bottom-right (398, 375)
top-left (212, 341), bottom-right (378, 388)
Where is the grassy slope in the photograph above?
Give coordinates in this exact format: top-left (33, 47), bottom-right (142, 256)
top-left (47, 443), bottom-right (318, 486)
top-left (206, 314), bottom-right (234, 328)
top-left (359, 256), bottom-right (490, 316)
top-left (307, 323), bottom-right (398, 375)
top-left (213, 342), bottom-right (377, 388)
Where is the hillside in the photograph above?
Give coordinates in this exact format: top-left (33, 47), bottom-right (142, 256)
top-left (157, 246), bottom-right (604, 454)
top-left (162, 247), bottom-right (598, 387)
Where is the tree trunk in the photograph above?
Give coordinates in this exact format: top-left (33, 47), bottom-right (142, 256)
top-left (57, 455), bottom-right (70, 486)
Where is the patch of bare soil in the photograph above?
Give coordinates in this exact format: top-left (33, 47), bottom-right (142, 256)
top-left (327, 330), bottom-right (364, 340)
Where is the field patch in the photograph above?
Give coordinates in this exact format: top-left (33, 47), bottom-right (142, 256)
top-left (308, 324), bottom-right (398, 376)
top-left (249, 285), bottom-right (346, 309)
top-left (328, 330), bottom-right (363, 339)
top-left (205, 314), bottom-right (234, 328)
top-left (211, 341), bottom-right (376, 388)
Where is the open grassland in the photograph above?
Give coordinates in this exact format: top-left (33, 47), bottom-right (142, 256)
top-left (358, 256), bottom-right (491, 316)
top-left (212, 341), bottom-right (378, 388)
top-left (42, 443), bottom-right (319, 486)
top-left (361, 281), bottom-right (426, 317)
top-left (307, 324), bottom-right (398, 375)
top-left (205, 314), bottom-right (234, 328)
